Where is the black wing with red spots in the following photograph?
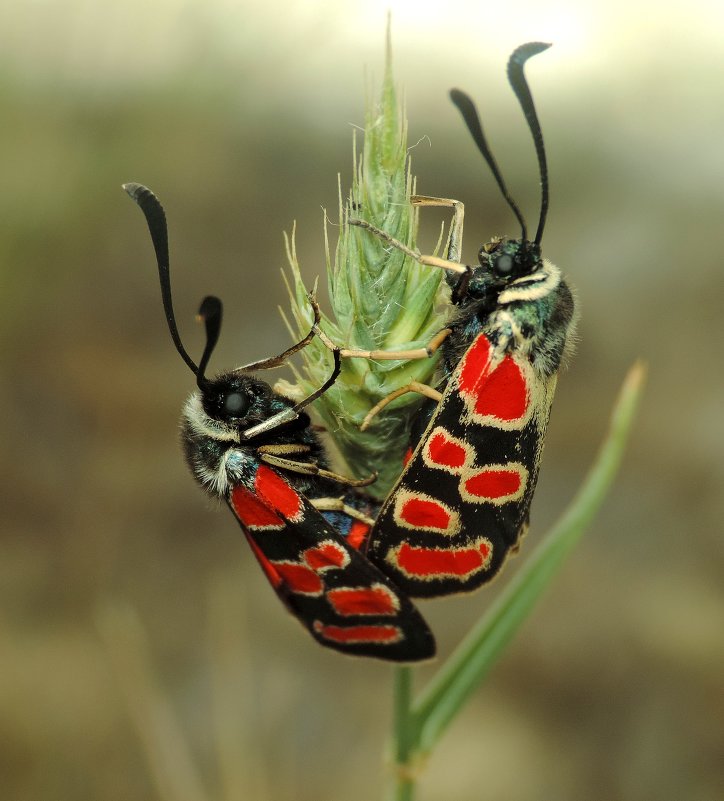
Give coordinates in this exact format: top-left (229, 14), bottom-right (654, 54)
top-left (228, 463), bottom-right (435, 661)
top-left (366, 333), bottom-right (557, 597)
top-left (123, 180), bottom-right (436, 660)
top-left (363, 44), bottom-right (575, 598)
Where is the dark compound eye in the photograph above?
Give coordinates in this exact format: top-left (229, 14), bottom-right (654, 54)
top-left (222, 391), bottom-right (248, 416)
top-left (493, 253), bottom-right (514, 276)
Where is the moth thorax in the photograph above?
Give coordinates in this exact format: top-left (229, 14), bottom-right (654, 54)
top-left (497, 260), bottom-right (562, 305)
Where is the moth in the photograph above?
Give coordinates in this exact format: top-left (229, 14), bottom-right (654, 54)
top-left (124, 182), bottom-right (435, 660)
top-left (347, 42), bottom-right (577, 596)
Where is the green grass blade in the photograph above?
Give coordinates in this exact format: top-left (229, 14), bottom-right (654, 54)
top-left (411, 361), bottom-right (647, 755)
top-left (387, 666), bottom-right (416, 801)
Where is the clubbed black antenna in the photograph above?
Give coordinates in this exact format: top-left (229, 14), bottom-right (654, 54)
top-left (450, 88), bottom-right (528, 242)
top-left (507, 42), bottom-right (551, 245)
top-left (195, 295), bottom-right (222, 389)
top-left (123, 182), bottom-right (199, 375)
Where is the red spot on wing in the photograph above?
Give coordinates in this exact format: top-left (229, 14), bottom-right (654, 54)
top-left (458, 335), bottom-right (529, 422)
top-left (347, 521), bottom-right (371, 550)
top-left (464, 468), bottom-right (522, 499)
top-left (254, 465), bottom-right (303, 520)
top-left (304, 542), bottom-right (348, 571)
top-left (400, 498), bottom-right (451, 531)
top-left (327, 584), bottom-right (399, 617)
top-left (458, 334), bottom-right (492, 393)
top-left (230, 485), bottom-right (284, 530)
top-left (476, 356), bottom-right (528, 420)
top-left (244, 532), bottom-right (283, 589)
top-left (394, 540), bottom-right (492, 579)
top-left (427, 429), bottom-right (467, 469)
top-left (272, 562), bottom-right (324, 595)
top-left (313, 621), bottom-right (403, 645)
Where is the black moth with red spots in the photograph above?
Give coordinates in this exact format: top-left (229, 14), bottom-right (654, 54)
top-left (124, 182), bottom-right (435, 661)
top-left (190, 372), bottom-right (436, 662)
top-left (363, 43), bottom-right (576, 596)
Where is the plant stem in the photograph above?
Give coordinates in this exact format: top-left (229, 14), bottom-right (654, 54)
top-left (415, 361), bottom-right (646, 754)
top-left (389, 666), bottom-right (416, 801)
top-left (385, 362), bottom-right (646, 794)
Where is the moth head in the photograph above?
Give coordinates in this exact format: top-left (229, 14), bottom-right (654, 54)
top-left (201, 372), bottom-right (253, 423)
top-left (478, 237), bottom-right (541, 281)
top-left (449, 42), bottom-right (552, 303)
top-left (197, 371), bottom-right (295, 434)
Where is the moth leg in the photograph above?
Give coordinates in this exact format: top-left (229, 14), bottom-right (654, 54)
top-left (258, 453), bottom-right (377, 487)
top-left (237, 289), bottom-right (345, 441)
top-left (240, 347), bottom-right (341, 441)
top-left (339, 328), bottom-right (452, 361)
top-left (361, 381), bottom-right (442, 431)
top-left (238, 287), bottom-right (324, 371)
top-left (410, 194), bottom-right (465, 262)
top-left (348, 218), bottom-right (468, 276)
top-left (410, 195), bottom-right (472, 302)
top-left (256, 443), bottom-right (312, 457)
top-left (309, 497), bottom-right (376, 527)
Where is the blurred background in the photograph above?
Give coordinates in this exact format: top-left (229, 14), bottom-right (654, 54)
top-left (1, 1), bottom-right (723, 799)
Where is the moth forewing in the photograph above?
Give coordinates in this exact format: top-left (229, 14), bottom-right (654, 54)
top-left (359, 43), bottom-right (576, 596)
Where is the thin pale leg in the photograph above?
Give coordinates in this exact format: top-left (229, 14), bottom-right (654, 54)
top-left (240, 293), bottom-right (343, 441)
top-left (309, 498), bottom-right (377, 527)
top-left (256, 443), bottom-right (311, 457)
top-left (258, 453), bottom-right (377, 487)
top-left (339, 328), bottom-right (452, 361)
top-left (348, 219), bottom-right (467, 275)
top-left (361, 381), bottom-right (442, 431)
top-left (240, 347), bottom-right (341, 440)
top-left (348, 193), bottom-right (466, 273)
top-left (238, 288), bottom-right (324, 371)
top-left (410, 194), bottom-right (465, 262)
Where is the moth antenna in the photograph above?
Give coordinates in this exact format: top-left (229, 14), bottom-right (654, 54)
top-left (507, 42), bottom-right (551, 245)
top-left (123, 182), bottom-right (199, 375)
top-left (196, 296), bottom-right (222, 389)
top-left (449, 88), bottom-right (528, 242)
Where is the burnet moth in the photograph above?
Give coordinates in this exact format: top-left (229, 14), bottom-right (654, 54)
top-left (123, 183), bottom-right (435, 661)
top-left (347, 42), bottom-right (577, 597)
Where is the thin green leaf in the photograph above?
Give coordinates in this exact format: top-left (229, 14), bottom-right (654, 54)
top-left (411, 361), bottom-right (647, 755)
top-left (387, 667), bottom-right (416, 801)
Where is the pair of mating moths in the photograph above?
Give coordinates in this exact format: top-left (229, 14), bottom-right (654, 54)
top-left (124, 42), bottom-right (576, 662)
